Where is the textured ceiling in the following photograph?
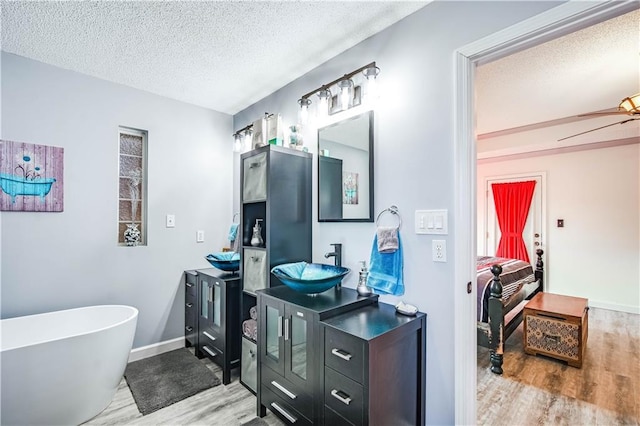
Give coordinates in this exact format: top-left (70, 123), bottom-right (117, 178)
top-left (476, 8), bottom-right (640, 135)
top-left (1, 1), bottom-right (429, 115)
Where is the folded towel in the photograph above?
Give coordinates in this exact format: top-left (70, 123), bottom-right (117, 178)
top-left (242, 319), bottom-right (258, 341)
top-left (368, 232), bottom-right (404, 296)
top-left (249, 306), bottom-right (257, 320)
top-left (228, 223), bottom-right (239, 242)
top-left (377, 226), bottom-right (399, 253)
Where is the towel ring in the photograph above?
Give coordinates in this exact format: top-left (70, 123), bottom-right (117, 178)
top-left (232, 212), bottom-right (240, 224)
top-left (376, 205), bottom-right (402, 229)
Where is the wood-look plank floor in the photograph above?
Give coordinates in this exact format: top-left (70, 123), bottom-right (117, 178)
top-left (84, 349), bottom-right (285, 426)
top-left (478, 307), bottom-right (640, 426)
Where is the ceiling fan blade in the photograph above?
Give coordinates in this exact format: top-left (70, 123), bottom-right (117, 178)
top-left (577, 111), bottom-right (632, 117)
top-left (558, 118), bottom-right (639, 142)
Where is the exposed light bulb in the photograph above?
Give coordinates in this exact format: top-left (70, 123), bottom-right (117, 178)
top-left (244, 129), bottom-right (252, 150)
top-left (297, 98), bottom-right (312, 125)
top-left (233, 134), bottom-right (243, 152)
top-left (363, 66), bottom-right (380, 104)
top-left (338, 79), bottom-right (353, 111)
top-left (317, 89), bottom-right (331, 117)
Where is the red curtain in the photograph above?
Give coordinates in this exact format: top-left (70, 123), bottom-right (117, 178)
top-left (492, 180), bottom-right (536, 262)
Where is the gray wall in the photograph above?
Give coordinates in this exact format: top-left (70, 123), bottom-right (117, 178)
top-left (233, 2), bottom-right (562, 424)
top-left (1, 52), bottom-right (233, 348)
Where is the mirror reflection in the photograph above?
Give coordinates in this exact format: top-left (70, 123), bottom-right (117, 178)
top-left (318, 110), bottom-right (373, 222)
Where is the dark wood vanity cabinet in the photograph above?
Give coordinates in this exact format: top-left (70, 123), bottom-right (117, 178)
top-left (184, 270), bottom-right (199, 351)
top-left (321, 303), bottom-right (427, 426)
top-left (184, 268), bottom-right (241, 385)
top-left (256, 286), bottom-right (379, 425)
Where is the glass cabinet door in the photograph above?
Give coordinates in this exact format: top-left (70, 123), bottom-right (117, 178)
top-left (213, 282), bottom-right (221, 327)
top-left (201, 278), bottom-right (209, 319)
top-left (289, 309), bottom-right (308, 381)
top-left (261, 297), bottom-right (284, 375)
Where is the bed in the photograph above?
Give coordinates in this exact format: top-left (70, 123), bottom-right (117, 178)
top-left (476, 249), bottom-right (544, 374)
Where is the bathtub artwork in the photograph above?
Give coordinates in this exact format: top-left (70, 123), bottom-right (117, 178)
top-left (0, 139), bottom-right (64, 212)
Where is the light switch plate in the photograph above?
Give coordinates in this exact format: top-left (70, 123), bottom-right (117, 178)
top-left (196, 230), bottom-right (205, 242)
top-left (415, 209), bottom-right (448, 235)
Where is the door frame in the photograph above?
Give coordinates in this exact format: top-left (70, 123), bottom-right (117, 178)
top-left (453, 1), bottom-right (638, 423)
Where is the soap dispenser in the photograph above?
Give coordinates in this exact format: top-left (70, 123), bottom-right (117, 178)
top-left (250, 219), bottom-right (264, 247)
top-left (356, 260), bottom-right (373, 296)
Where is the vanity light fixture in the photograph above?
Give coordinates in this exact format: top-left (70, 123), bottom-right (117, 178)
top-left (297, 61), bottom-right (380, 117)
top-left (337, 78), bottom-right (354, 111)
top-left (317, 89), bottom-right (332, 118)
top-left (232, 123), bottom-right (254, 152)
top-left (297, 97), bottom-right (312, 125)
top-left (233, 133), bottom-right (243, 152)
top-left (362, 65), bottom-right (380, 102)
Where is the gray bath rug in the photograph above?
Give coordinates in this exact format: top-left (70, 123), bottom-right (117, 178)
top-left (241, 418), bottom-right (268, 426)
top-left (124, 347), bottom-right (221, 415)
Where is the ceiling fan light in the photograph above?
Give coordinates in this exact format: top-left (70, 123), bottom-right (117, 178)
top-left (619, 93), bottom-right (640, 113)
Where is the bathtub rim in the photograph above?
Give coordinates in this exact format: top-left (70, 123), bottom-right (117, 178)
top-left (0, 304), bottom-right (139, 352)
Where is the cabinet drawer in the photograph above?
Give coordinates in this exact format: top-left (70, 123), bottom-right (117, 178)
top-left (261, 385), bottom-right (312, 426)
top-left (324, 405), bottom-right (355, 426)
top-left (185, 273), bottom-right (197, 296)
top-left (325, 328), bottom-right (364, 384)
top-left (201, 343), bottom-right (222, 363)
top-left (241, 338), bottom-right (258, 393)
top-left (243, 152), bottom-right (267, 202)
top-left (243, 249), bottom-right (268, 294)
top-left (200, 328), bottom-right (223, 353)
top-left (324, 367), bottom-right (363, 425)
top-left (261, 365), bottom-right (313, 421)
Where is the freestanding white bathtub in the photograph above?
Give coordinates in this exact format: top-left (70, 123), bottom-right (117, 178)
top-left (1, 305), bottom-right (138, 425)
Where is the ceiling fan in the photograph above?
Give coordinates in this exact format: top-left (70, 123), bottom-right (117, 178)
top-left (558, 93), bottom-right (640, 141)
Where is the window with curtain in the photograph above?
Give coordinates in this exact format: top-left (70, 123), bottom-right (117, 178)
top-left (118, 128), bottom-right (147, 246)
top-left (491, 180), bottom-right (536, 262)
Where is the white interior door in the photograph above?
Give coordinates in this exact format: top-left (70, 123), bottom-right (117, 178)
top-left (485, 173), bottom-right (545, 263)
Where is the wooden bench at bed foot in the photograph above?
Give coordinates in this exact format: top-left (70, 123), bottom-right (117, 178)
top-left (523, 292), bottom-right (589, 368)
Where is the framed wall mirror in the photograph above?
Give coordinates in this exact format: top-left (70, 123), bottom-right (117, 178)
top-left (317, 110), bottom-right (374, 222)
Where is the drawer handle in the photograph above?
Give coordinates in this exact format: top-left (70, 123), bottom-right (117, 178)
top-left (186, 282), bottom-right (194, 288)
top-left (271, 380), bottom-right (297, 399)
top-left (331, 389), bottom-right (352, 405)
top-left (203, 331), bottom-right (216, 341)
top-left (543, 333), bottom-right (561, 344)
top-left (270, 402), bottom-right (297, 423)
top-left (203, 346), bottom-right (217, 357)
top-left (185, 326), bottom-right (193, 332)
top-left (186, 303), bottom-right (193, 308)
top-left (331, 348), bottom-right (352, 361)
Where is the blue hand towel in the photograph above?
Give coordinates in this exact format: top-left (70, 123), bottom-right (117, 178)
top-left (368, 232), bottom-right (404, 296)
top-left (228, 223), bottom-right (239, 242)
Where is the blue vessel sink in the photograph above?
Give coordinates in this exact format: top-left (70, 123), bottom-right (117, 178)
top-left (271, 262), bottom-right (351, 294)
top-left (205, 252), bottom-right (240, 272)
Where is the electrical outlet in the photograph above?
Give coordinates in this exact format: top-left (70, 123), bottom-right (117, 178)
top-left (166, 214), bottom-right (175, 228)
top-left (196, 230), bottom-right (205, 242)
top-left (432, 239), bottom-right (446, 262)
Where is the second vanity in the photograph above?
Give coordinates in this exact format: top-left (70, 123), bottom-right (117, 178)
top-left (256, 285), bottom-right (427, 425)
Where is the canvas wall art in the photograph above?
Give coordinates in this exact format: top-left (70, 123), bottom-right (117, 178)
top-left (0, 139), bottom-right (64, 212)
top-left (343, 171), bottom-right (359, 205)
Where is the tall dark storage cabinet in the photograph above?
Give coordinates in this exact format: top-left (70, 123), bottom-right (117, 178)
top-left (239, 145), bottom-right (313, 394)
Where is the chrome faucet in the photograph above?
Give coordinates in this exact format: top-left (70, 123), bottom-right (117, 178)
top-left (324, 243), bottom-right (342, 267)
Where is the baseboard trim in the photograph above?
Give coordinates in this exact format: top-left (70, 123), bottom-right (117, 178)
top-left (128, 337), bottom-right (185, 362)
top-left (589, 300), bottom-right (639, 315)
